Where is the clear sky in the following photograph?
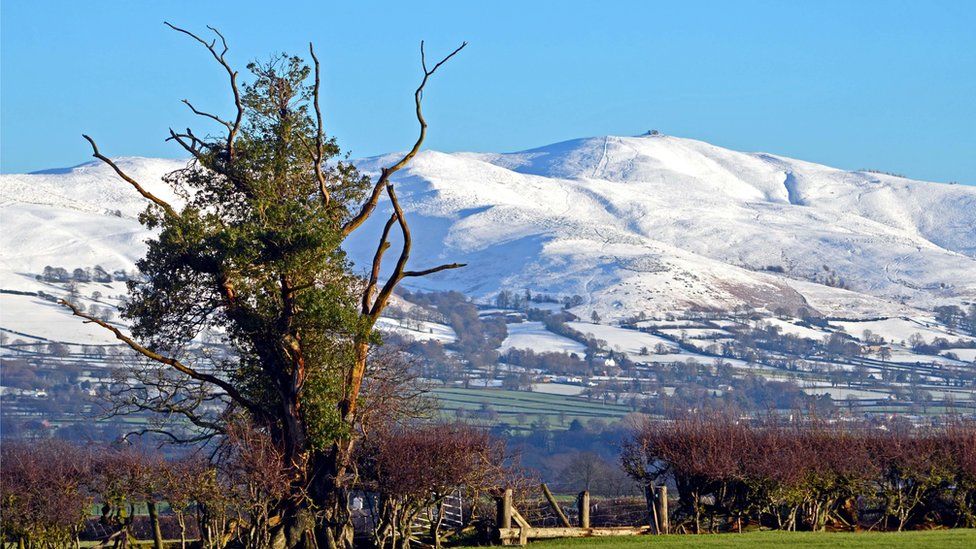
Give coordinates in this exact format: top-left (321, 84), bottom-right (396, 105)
top-left (2, 1), bottom-right (974, 183)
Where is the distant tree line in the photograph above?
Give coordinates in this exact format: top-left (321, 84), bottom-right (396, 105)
top-left (502, 348), bottom-right (587, 376)
top-left (37, 265), bottom-right (132, 284)
top-left (934, 305), bottom-right (976, 337)
top-left (493, 289), bottom-right (573, 310)
top-left (497, 417), bottom-right (643, 499)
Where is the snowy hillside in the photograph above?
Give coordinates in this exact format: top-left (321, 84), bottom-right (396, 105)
top-left (350, 134), bottom-right (976, 321)
top-left (0, 157), bottom-right (184, 293)
top-left (3, 135), bottom-right (975, 327)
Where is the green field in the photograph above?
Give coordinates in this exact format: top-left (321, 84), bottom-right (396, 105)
top-left (431, 388), bottom-right (632, 429)
top-left (463, 529), bottom-right (976, 548)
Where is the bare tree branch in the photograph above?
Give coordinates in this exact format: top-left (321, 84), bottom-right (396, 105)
top-left (181, 98), bottom-right (233, 130)
top-left (340, 42), bottom-right (466, 426)
top-left (402, 263), bottom-right (465, 278)
top-left (389, 40), bottom-right (467, 176)
top-left (164, 22), bottom-right (243, 159)
top-left (341, 41), bottom-right (467, 237)
top-left (82, 134), bottom-right (178, 217)
top-left (123, 428), bottom-right (216, 446)
top-left (362, 213), bottom-right (397, 315)
top-left (59, 299), bottom-right (263, 419)
top-left (309, 43), bottom-right (329, 206)
top-left (368, 185), bottom-right (413, 320)
top-left (105, 370), bottom-right (228, 435)
top-left (364, 189), bottom-right (463, 319)
top-left (166, 128), bottom-right (211, 162)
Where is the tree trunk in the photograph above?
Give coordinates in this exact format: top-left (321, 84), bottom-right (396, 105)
top-left (339, 339), bottom-right (371, 423)
top-left (431, 499), bottom-right (446, 549)
top-left (117, 504), bottom-right (134, 549)
top-left (320, 498), bottom-right (354, 549)
top-left (311, 450), bottom-right (355, 549)
top-left (268, 499), bottom-right (319, 549)
top-left (396, 507), bottom-right (418, 549)
top-left (175, 512), bottom-right (186, 549)
top-left (147, 500), bottom-right (165, 549)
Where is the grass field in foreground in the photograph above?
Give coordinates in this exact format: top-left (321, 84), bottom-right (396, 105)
top-left (461, 529), bottom-right (976, 548)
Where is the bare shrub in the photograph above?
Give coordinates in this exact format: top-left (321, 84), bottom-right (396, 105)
top-left (0, 440), bottom-right (93, 547)
top-left (358, 422), bottom-right (507, 548)
top-left (622, 416), bottom-right (976, 533)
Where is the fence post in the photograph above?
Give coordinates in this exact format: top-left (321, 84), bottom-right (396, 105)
top-left (656, 485), bottom-right (669, 534)
top-left (645, 483), bottom-right (659, 534)
top-left (496, 487), bottom-right (513, 544)
top-left (577, 490), bottom-right (590, 529)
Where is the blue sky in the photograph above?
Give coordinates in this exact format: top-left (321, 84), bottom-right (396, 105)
top-left (2, 1), bottom-right (974, 183)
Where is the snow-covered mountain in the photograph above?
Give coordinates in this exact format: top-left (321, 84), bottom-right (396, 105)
top-left (351, 134), bottom-right (976, 320)
top-left (3, 134), bottom-right (975, 325)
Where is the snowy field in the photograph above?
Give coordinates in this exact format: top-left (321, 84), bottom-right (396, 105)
top-left (887, 348), bottom-right (967, 366)
top-left (943, 348), bottom-right (976, 362)
top-left (634, 320), bottom-right (703, 329)
top-left (498, 321), bottom-right (586, 354)
top-left (375, 317), bottom-right (457, 344)
top-left (531, 383), bottom-right (586, 396)
top-left (763, 317), bottom-right (832, 340)
top-left (831, 318), bottom-right (972, 345)
top-left (800, 386), bottom-right (894, 400)
top-left (566, 322), bottom-right (677, 356)
top-left (656, 328), bottom-right (729, 339)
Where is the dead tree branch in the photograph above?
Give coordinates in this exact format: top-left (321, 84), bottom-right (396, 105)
top-left (402, 263), bottom-right (465, 278)
top-left (364, 185), bottom-right (464, 321)
top-left (309, 43), bottom-right (329, 206)
top-left (59, 299), bottom-right (263, 419)
top-left (341, 40), bottom-right (467, 237)
top-left (180, 98), bottom-right (233, 130)
top-left (122, 428), bottom-right (215, 446)
top-left (166, 127), bottom-right (212, 162)
top-left (352, 42), bottom-right (468, 323)
top-left (362, 213), bottom-right (398, 315)
top-left (164, 22), bottom-right (243, 159)
top-left (82, 134), bottom-right (178, 217)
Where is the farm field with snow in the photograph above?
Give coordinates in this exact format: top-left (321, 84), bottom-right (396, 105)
top-left (566, 322), bottom-right (679, 356)
top-left (375, 317), bottom-right (457, 344)
top-left (499, 321), bottom-right (586, 355)
top-left (830, 317), bottom-right (973, 345)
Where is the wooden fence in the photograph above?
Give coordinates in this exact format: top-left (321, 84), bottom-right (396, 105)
top-left (495, 484), bottom-right (669, 546)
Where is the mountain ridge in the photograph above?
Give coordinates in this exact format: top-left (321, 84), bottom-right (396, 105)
top-left (2, 134), bottom-right (974, 322)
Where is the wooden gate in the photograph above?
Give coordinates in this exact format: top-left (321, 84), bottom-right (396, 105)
top-left (495, 485), bottom-right (669, 546)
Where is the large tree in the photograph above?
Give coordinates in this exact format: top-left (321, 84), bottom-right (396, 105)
top-left (64, 23), bottom-right (465, 548)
